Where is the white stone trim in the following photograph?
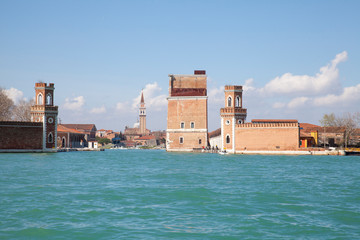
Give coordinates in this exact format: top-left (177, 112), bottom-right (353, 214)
top-left (221, 118), bottom-right (224, 150)
top-left (42, 116), bottom-right (46, 150)
top-left (167, 129), bottom-right (208, 133)
top-left (232, 117), bottom-right (235, 153)
top-left (167, 96), bottom-right (208, 100)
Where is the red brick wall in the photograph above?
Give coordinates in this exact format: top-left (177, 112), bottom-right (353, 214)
top-left (0, 122), bottom-right (43, 149)
top-left (235, 123), bottom-right (300, 151)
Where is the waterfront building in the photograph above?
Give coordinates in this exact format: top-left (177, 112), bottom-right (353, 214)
top-left (219, 86), bottom-right (300, 153)
top-left (0, 82), bottom-right (58, 152)
top-left (57, 125), bottom-right (86, 148)
top-left (166, 70), bottom-right (208, 151)
top-left (59, 124), bottom-right (97, 148)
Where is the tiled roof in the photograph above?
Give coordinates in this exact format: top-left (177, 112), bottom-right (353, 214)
top-left (57, 125), bottom-right (83, 134)
top-left (209, 128), bottom-right (221, 138)
top-left (61, 124), bottom-right (97, 132)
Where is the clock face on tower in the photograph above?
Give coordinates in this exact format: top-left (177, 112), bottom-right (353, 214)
top-left (48, 117), bottom-right (53, 124)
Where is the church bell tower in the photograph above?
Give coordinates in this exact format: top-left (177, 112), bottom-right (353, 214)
top-left (139, 90), bottom-right (146, 135)
top-left (31, 83), bottom-right (58, 150)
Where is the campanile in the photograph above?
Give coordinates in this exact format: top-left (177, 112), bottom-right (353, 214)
top-left (139, 90), bottom-right (146, 135)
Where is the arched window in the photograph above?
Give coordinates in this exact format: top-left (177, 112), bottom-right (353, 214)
top-left (37, 93), bottom-right (43, 105)
top-left (226, 135), bottom-right (230, 144)
top-left (62, 137), bottom-right (66, 148)
top-left (199, 139), bottom-right (202, 144)
top-left (227, 96), bottom-right (232, 107)
top-left (48, 132), bottom-right (53, 143)
top-left (236, 96), bottom-right (240, 107)
top-left (46, 94), bottom-right (52, 105)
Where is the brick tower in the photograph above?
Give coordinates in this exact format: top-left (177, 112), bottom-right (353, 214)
top-left (31, 83), bottom-right (58, 150)
top-left (166, 70), bottom-right (208, 151)
top-left (139, 90), bottom-right (146, 135)
top-left (220, 85), bottom-right (247, 153)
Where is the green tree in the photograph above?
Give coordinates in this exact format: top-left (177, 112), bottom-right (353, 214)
top-left (96, 137), bottom-right (111, 146)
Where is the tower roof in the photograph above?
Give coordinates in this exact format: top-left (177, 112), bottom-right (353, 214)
top-left (140, 91), bottom-right (145, 104)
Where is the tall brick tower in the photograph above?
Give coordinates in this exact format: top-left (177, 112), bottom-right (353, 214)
top-left (220, 85), bottom-right (247, 153)
top-left (31, 83), bottom-right (58, 150)
top-left (139, 90), bottom-right (146, 135)
top-left (166, 70), bottom-right (208, 151)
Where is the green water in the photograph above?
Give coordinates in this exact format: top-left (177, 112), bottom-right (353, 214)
top-left (0, 150), bottom-right (359, 239)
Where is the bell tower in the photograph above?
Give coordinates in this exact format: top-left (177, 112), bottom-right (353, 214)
top-left (31, 83), bottom-right (58, 150)
top-left (139, 90), bottom-right (146, 135)
top-left (220, 85), bottom-right (247, 153)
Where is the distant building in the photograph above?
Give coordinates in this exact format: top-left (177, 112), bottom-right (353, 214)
top-left (139, 90), bottom-right (147, 135)
top-left (123, 90), bottom-right (150, 140)
top-left (57, 124), bottom-right (85, 148)
top-left (59, 124), bottom-right (97, 148)
top-left (134, 135), bottom-right (157, 147)
top-left (166, 70), bottom-right (208, 151)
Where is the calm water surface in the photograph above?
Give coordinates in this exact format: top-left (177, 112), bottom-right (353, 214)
top-left (0, 150), bottom-right (359, 239)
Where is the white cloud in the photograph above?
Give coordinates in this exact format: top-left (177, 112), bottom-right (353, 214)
top-left (131, 82), bottom-right (167, 110)
top-left (63, 96), bottom-right (85, 110)
top-left (262, 51), bottom-right (347, 96)
top-left (116, 102), bottom-right (130, 112)
top-left (3, 88), bottom-right (24, 104)
top-left (314, 83), bottom-right (360, 106)
top-left (273, 102), bottom-right (286, 108)
top-left (90, 105), bottom-right (106, 114)
top-left (287, 97), bottom-right (310, 108)
top-left (208, 86), bottom-right (224, 104)
top-left (243, 78), bottom-right (256, 92)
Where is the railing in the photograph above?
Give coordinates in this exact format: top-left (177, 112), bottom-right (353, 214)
top-left (31, 105), bottom-right (58, 111)
top-left (220, 108), bottom-right (247, 114)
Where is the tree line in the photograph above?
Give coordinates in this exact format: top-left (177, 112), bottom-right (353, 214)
top-left (0, 88), bottom-right (34, 121)
top-left (320, 112), bottom-right (360, 148)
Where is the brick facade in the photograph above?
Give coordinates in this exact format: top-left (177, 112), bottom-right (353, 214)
top-left (234, 123), bottom-right (300, 151)
top-left (0, 122), bottom-right (43, 149)
top-left (166, 70), bottom-right (208, 151)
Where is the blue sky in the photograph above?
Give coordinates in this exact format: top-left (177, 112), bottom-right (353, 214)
top-left (1, 0), bottom-right (359, 131)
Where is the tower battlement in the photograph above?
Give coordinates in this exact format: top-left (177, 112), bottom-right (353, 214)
top-left (35, 83), bottom-right (54, 88)
top-left (225, 85), bottom-right (242, 91)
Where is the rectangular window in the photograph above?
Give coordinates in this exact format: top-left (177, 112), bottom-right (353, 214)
top-left (199, 139), bottom-right (201, 144)
top-left (180, 137), bottom-right (184, 144)
top-left (180, 122), bottom-right (185, 128)
top-left (191, 122), bottom-right (195, 128)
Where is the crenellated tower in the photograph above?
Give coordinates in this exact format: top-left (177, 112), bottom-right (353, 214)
top-left (139, 90), bottom-right (146, 135)
top-left (30, 83), bottom-right (58, 150)
top-left (220, 85), bottom-right (247, 152)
